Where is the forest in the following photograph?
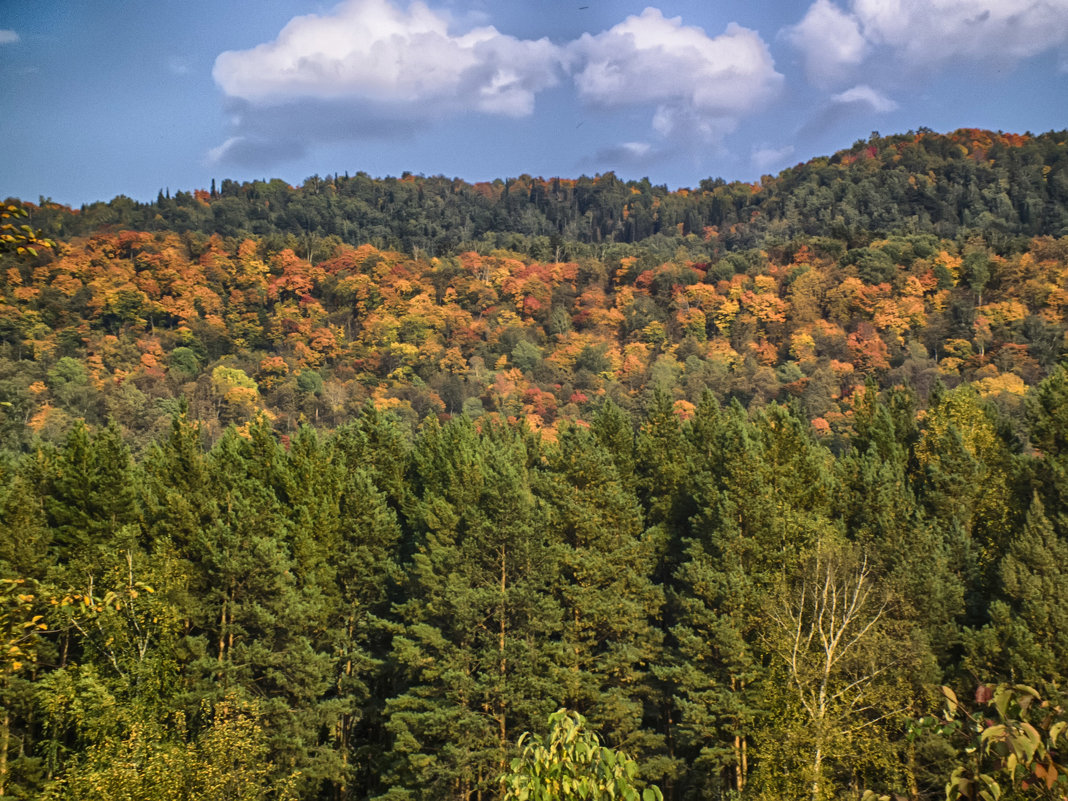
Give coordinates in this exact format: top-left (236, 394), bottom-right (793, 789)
top-left (1, 127), bottom-right (1068, 800)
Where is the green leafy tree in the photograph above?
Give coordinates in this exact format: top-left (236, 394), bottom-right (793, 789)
top-left (760, 540), bottom-right (917, 801)
top-left (501, 709), bottom-right (663, 801)
top-left (0, 578), bottom-right (48, 798)
top-left (41, 698), bottom-right (299, 801)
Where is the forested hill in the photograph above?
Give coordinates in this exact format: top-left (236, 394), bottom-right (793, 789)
top-left (2, 129), bottom-right (1068, 801)
top-left (1, 128), bottom-right (1068, 450)
top-left (26, 128), bottom-right (1068, 255)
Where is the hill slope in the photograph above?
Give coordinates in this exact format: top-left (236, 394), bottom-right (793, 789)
top-left (1, 128), bottom-right (1067, 448)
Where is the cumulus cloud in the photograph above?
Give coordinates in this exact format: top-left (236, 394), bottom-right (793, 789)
top-left (783, 0), bottom-right (867, 84)
top-left (568, 9), bottom-right (782, 139)
top-left (0, 29), bottom-right (19, 45)
top-left (831, 84), bottom-right (898, 112)
top-left (859, 0), bottom-right (1068, 63)
top-left (210, 1), bottom-right (785, 168)
top-left (788, 0), bottom-right (1068, 82)
top-left (213, 0), bottom-right (562, 118)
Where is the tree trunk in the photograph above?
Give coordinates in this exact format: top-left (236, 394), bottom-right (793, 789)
top-left (811, 741), bottom-right (824, 801)
top-left (498, 545), bottom-right (508, 764)
top-left (0, 704), bottom-right (10, 798)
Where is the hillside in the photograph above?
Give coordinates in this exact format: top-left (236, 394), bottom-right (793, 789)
top-left (2, 129), bottom-right (1067, 449)
top-left (2, 128), bottom-right (1068, 801)
top-left (26, 128), bottom-right (1068, 254)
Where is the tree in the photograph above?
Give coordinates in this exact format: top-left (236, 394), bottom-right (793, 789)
top-left (500, 709), bottom-right (663, 801)
top-left (536, 424), bottom-right (666, 779)
top-left (1027, 363), bottom-right (1068, 536)
top-left (762, 541), bottom-right (916, 800)
top-left (667, 399), bottom-right (840, 798)
top-left (382, 419), bottom-right (559, 801)
top-left (1, 202), bottom-right (54, 257)
top-left (917, 385), bottom-right (1024, 620)
top-left (964, 494), bottom-right (1068, 688)
top-left (0, 578), bottom-right (48, 798)
top-left (41, 421), bottom-right (139, 563)
top-left (41, 698), bottom-right (300, 801)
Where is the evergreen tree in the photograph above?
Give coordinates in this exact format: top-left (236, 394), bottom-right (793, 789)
top-left (838, 387), bottom-right (963, 666)
top-left (41, 421), bottom-right (139, 563)
top-left (667, 400), bottom-right (838, 797)
top-left (381, 419), bottom-right (558, 801)
top-left (964, 494), bottom-right (1068, 688)
top-left (286, 425), bottom-right (403, 800)
top-left (916, 385), bottom-right (1026, 623)
top-left (590, 399), bottom-right (638, 498)
top-left (1027, 362), bottom-right (1068, 535)
top-left (535, 424), bottom-right (666, 780)
top-left (179, 422), bottom-right (336, 795)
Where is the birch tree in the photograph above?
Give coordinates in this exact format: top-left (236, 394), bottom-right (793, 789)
top-left (764, 542), bottom-right (915, 800)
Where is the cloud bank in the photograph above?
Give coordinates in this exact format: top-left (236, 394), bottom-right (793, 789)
top-left (0, 29), bottom-right (19, 45)
top-left (788, 0), bottom-right (1068, 83)
top-left (210, 0), bottom-right (782, 167)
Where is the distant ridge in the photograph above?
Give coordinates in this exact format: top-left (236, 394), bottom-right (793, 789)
top-left (18, 128), bottom-right (1068, 256)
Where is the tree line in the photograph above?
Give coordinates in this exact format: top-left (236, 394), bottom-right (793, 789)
top-left (23, 129), bottom-right (1068, 257)
top-left (3, 370), bottom-right (1068, 800)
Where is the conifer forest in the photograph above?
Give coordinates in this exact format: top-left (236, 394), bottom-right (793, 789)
top-left (2, 129), bottom-right (1068, 800)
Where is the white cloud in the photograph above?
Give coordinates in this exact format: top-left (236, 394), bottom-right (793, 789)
top-left (0, 29), bottom-right (19, 45)
top-left (788, 0), bottom-right (1068, 81)
top-left (568, 8), bottom-right (782, 139)
top-left (211, 2), bottom-right (783, 168)
top-left (855, 0), bottom-right (1068, 64)
top-left (831, 84), bottom-right (898, 112)
top-left (585, 139), bottom-right (671, 173)
top-left (207, 135), bottom-right (308, 167)
top-left (213, 0), bottom-right (562, 118)
top-left (783, 0), bottom-right (867, 84)
top-left (621, 141), bottom-right (652, 157)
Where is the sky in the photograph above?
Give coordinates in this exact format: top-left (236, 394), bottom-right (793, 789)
top-left (2, 0), bottom-right (1067, 207)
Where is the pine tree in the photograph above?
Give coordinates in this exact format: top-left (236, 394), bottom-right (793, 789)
top-left (171, 422), bottom-right (336, 795)
top-left (285, 424), bottom-right (403, 800)
top-left (41, 421), bottom-right (140, 563)
top-left (1027, 362), bottom-right (1068, 535)
top-left (667, 400), bottom-right (838, 797)
top-left (917, 385), bottom-right (1026, 623)
top-left (965, 494), bottom-right (1068, 688)
top-left (536, 423), bottom-right (666, 780)
top-left (838, 387), bottom-right (963, 665)
top-left (382, 418), bottom-right (558, 801)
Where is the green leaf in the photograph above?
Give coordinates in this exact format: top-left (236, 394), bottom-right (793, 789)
top-left (994, 688), bottom-right (1012, 721)
top-left (943, 686), bottom-right (960, 717)
top-left (1049, 720), bottom-right (1067, 745)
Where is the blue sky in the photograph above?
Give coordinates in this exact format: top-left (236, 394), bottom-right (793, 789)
top-left (2, 0), bottom-right (1067, 207)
